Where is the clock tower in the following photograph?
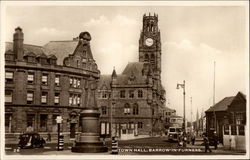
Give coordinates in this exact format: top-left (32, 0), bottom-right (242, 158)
top-left (139, 13), bottom-right (161, 80)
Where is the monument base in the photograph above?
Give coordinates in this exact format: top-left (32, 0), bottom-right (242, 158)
top-left (71, 142), bottom-right (108, 153)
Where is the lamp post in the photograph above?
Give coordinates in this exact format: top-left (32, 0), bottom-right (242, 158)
top-left (176, 80), bottom-right (186, 132)
top-left (56, 116), bottom-right (63, 151)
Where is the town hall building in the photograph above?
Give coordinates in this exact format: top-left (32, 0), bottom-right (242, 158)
top-left (97, 13), bottom-right (168, 140)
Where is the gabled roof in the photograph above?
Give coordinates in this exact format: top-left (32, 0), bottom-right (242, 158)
top-left (98, 75), bottom-right (112, 90)
top-left (206, 96), bottom-right (235, 112)
top-left (122, 62), bottom-right (144, 75)
top-left (5, 42), bottom-right (44, 55)
top-left (43, 40), bottom-right (78, 65)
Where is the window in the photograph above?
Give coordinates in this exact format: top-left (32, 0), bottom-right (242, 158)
top-left (133, 103), bottom-right (139, 115)
top-left (70, 77), bottom-right (73, 86)
top-left (41, 74), bottom-right (48, 85)
top-left (138, 90), bottom-right (143, 98)
top-left (77, 79), bottom-right (81, 88)
top-left (101, 91), bottom-right (108, 99)
top-left (129, 90), bottom-right (134, 98)
top-left (5, 114), bottom-right (12, 133)
top-left (54, 93), bottom-right (60, 105)
top-left (77, 60), bottom-right (80, 68)
top-left (55, 75), bottom-right (60, 86)
top-left (41, 92), bottom-right (48, 104)
top-left (69, 93), bottom-right (81, 106)
top-left (224, 125), bottom-right (229, 135)
top-left (124, 103), bottom-right (130, 115)
top-left (27, 91), bottom-right (34, 104)
top-left (27, 114), bottom-right (35, 131)
top-left (236, 113), bottom-right (244, 125)
top-left (69, 94), bottom-right (73, 106)
top-left (5, 71), bottom-right (14, 83)
top-left (120, 90), bottom-right (125, 98)
top-left (238, 125), bottom-right (245, 135)
top-left (101, 106), bottom-right (107, 115)
top-left (40, 114), bottom-right (48, 132)
top-left (27, 72), bottom-right (35, 84)
top-left (152, 108), bottom-right (155, 115)
top-left (77, 95), bottom-right (81, 106)
top-left (5, 90), bottom-right (12, 103)
top-left (73, 79), bottom-right (77, 88)
top-left (231, 125), bottom-right (237, 135)
top-left (138, 122), bottom-right (143, 129)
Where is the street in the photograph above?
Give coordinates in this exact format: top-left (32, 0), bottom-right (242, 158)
top-left (4, 137), bottom-right (246, 155)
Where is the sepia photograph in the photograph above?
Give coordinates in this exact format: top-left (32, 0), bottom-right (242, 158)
top-left (0, 1), bottom-right (249, 159)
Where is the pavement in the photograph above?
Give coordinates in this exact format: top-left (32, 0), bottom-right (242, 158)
top-left (4, 137), bottom-right (246, 155)
top-left (186, 137), bottom-right (246, 155)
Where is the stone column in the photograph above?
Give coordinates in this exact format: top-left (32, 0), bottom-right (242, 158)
top-left (72, 79), bottom-right (108, 153)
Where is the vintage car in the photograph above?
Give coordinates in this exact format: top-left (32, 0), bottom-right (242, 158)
top-left (18, 132), bottom-right (46, 149)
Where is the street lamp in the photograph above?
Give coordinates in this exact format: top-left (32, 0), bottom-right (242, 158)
top-left (176, 80), bottom-right (186, 132)
top-left (56, 116), bottom-right (63, 151)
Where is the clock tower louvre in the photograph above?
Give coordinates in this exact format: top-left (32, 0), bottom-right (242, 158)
top-left (139, 13), bottom-right (162, 80)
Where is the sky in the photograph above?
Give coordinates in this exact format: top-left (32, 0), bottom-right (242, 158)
top-left (2, 1), bottom-right (248, 121)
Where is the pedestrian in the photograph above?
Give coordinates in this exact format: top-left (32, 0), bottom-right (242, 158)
top-left (213, 131), bottom-right (218, 150)
top-left (182, 132), bottom-right (187, 148)
top-left (191, 132), bottom-right (196, 145)
top-left (47, 132), bottom-right (51, 142)
top-left (203, 134), bottom-right (212, 153)
top-left (178, 133), bottom-right (183, 147)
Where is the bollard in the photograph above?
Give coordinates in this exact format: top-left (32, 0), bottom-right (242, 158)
top-left (58, 135), bottom-right (64, 151)
top-left (111, 136), bottom-right (118, 154)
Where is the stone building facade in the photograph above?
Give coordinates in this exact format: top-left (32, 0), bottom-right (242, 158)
top-left (97, 13), bottom-right (167, 140)
top-left (5, 27), bottom-right (100, 142)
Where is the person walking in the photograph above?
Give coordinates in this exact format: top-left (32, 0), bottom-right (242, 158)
top-left (203, 134), bottom-right (212, 153)
top-left (191, 132), bottom-right (196, 145)
top-left (213, 131), bottom-right (218, 150)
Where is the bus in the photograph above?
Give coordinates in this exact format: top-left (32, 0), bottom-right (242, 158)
top-left (166, 127), bottom-right (182, 141)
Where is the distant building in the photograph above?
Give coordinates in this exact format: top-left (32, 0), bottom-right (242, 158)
top-left (97, 13), bottom-right (167, 140)
top-left (205, 92), bottom-right (246, 148)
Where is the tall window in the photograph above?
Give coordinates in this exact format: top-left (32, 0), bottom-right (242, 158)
top-left (129, 90), bottom-right (134, 98)
top-left (124, 103), bottom-right (131, 115)
top-left (5, 71), bottom-right (14, 83)
top-left (5, 90), bottom-right (13, 103)
top-left (41, 92), bottom-right (48, 104)
top-left (40, 114), bottom-right (48, 132)
top-left (70, 77), bottom-right (73, 86)
top-left (27, 114), bottom-right (35, 131)
top-left (77, 79), bottom-right (81, 88)
top-left (101, 106), bottom-right (107, 115)
top-left (54, 93), bottom-right (60, 105)
top-left (133, 103), bottom-right (139, 115)
top-left (138, 90), bottom-right (143, 98)
top-left (69, 94), bottom-right (81, 106)
top-left (120, 90), bottom-right (125, 98)
top-left (55, 75), bottom-right (60, 86)
top-left (41, 74), bottom-right (48, 85)
top-left (101, 91), bottom-right (108, 99)
top-left (138, 122), bottom-right (143, 129)
top-left (27, 91), bottom-right (34, 104)
top-left (27, 72), bottom-right (35, 84)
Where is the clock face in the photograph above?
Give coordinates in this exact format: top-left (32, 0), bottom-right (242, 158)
top-left (145, 38), bottom-right (154, 46)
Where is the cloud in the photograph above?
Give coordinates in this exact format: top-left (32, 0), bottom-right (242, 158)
top-left (82, 15), bottom-right (139, 28)
top-left (95, 42), bottom-right (137, 74)
top-left (162, 39), bottom-right (246, 118)
top-left (35, 27), bottom-right (68, 36)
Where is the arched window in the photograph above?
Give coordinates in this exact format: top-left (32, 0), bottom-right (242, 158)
top-left (133, 103), bottom-right (139, 115)
top-left (124, 103), bottom-right (130, 115)
top-left (150, 54), bottom-right (155, 66)
top-left (145, 54), bottom-right (149, 62)
top-left (138, 90), bottom-right (143, 98)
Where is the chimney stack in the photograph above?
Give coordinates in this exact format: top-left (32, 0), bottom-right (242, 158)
top-left (13, 27), bottom-right (24, 61)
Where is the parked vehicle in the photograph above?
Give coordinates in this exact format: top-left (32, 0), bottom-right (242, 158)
top-left (166, 127), bottom-right (182, 142)
top-left (18, 132), bottom-right (46, 149)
